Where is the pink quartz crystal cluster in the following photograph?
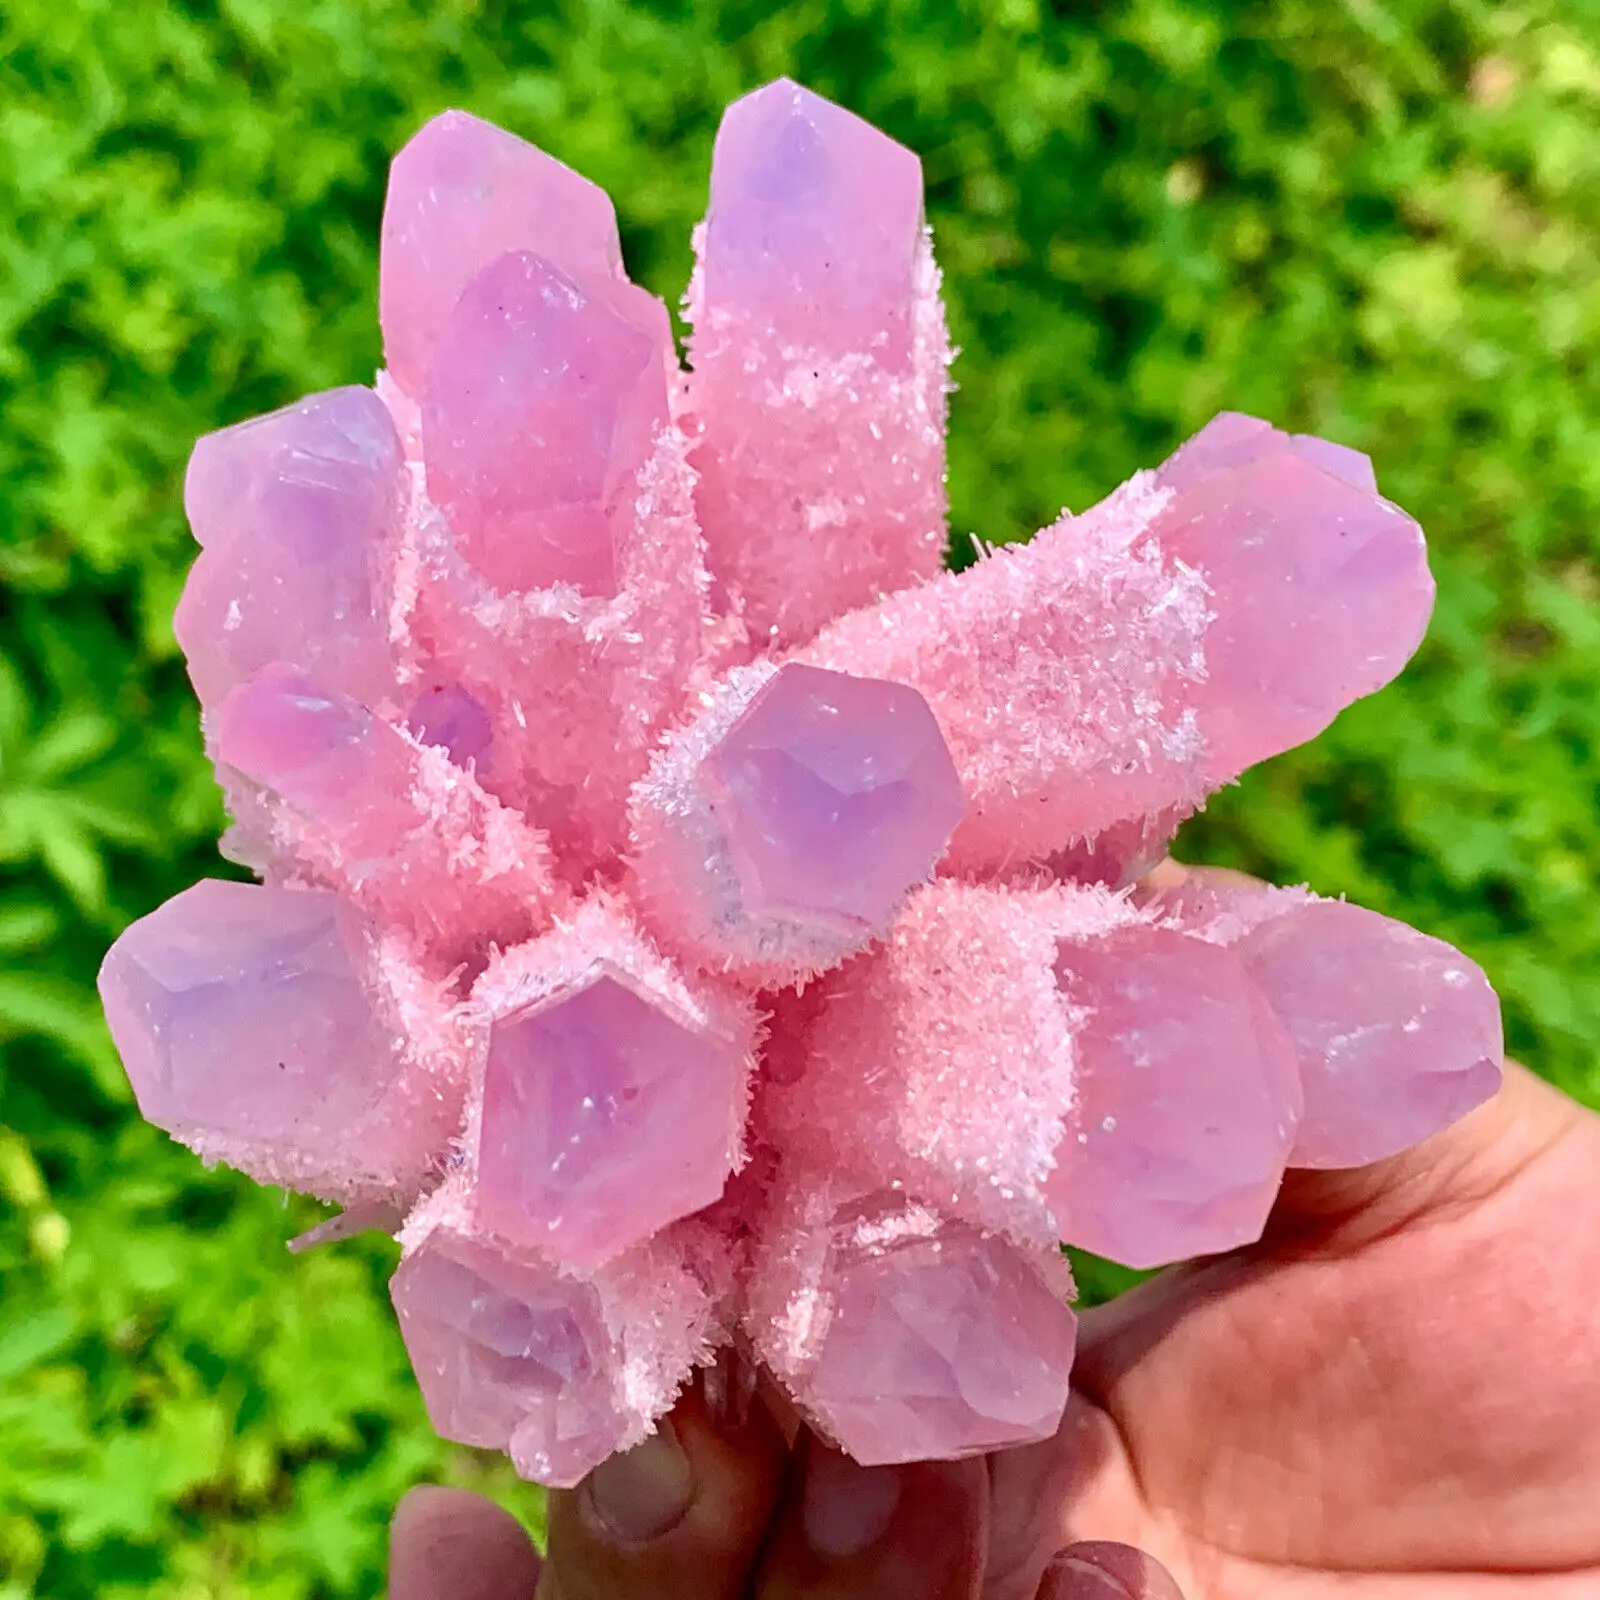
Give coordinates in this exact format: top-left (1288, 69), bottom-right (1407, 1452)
top-left (99, 81), bottom-right (1505, 1485)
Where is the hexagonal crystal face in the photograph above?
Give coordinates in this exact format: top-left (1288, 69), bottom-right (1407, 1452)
top-left (703, 664), bottom-right (964, 934)
top-left (799, 1197), bottom-right (1076, 1465)
top-left (475, 971), bottom-right (742, 1268)
top-left (391, 1231), bottom-right (625, 1487)
top-left (1045, 927), bottom-right (1303, 1269)
top-left (96, 880), bottom-right (393, 1150)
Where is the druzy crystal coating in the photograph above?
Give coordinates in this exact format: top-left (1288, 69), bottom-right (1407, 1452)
top-left (101, 83), bottom-right (1504, 1483)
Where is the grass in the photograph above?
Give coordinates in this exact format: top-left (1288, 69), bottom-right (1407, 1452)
top-left (1, 2), bottom-right (1596, 1593)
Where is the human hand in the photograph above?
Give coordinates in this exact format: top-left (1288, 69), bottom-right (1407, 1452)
top-left (389, 872), bottom-right (1600, 1600)
top-left (388, 1399), bottom-right (1180, 1598)
top-left (994, 1043), bottom-right (1600, 1598)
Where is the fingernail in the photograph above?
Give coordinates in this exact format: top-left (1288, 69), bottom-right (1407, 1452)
top-left (1049, 1555), bottom-right (1134, 1599)
top-left (802, 1444), bottom-right (902, 1559)
top-left (584, 1423), bottom-right (694, 1544)
top-left (1046, 1541), bottom-right (1185, 1600)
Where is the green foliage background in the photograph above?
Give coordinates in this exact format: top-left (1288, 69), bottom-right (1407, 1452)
top-left (2, 1), bottom-right (1597, 1593)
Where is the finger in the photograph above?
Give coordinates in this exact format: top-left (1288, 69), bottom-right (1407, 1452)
top-left (1038, 1542), bottom-right (1184, 1599)
top-left (752, 1428), bottom-right (989, 1600)
top-left (390, 1485), bottom-right (542, 1600)
top-left (538, 1374), bottom-right (787, 1600)
top-left (1071, 1060), bottom-right (1568, 1441)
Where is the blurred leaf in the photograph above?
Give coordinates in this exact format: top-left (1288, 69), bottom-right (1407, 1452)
top-left (2, 2), bottom-right (1597, 1595)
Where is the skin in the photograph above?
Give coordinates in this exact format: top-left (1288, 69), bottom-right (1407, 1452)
top-left (390, 869), bottom-right (1600, 1600)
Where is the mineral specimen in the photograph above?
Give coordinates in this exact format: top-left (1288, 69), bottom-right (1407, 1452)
top-left (746, 1180), bottom-right (1079, 1465)
top-left (99, 81), bottom-right (1504, 1484)
top-left (686, 79), bottom-right (950, 648)
top-left (99, 879), bottom-right (469, 1198)
top-left (628, 660), bottom-right (965, 983)
top-left (174, 385), bottom-right (403, 713)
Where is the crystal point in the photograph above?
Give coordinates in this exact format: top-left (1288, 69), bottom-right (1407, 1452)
top-left (380, 110), bottom-right (624, 397)
top-left (392, 1230), bottom-right (623, 1485)
top-left (422, 250), bottom-right (670, 595)
top-left (1234, 899), bottom-right (1503, 1168)
top-left (687, 81), bottom-right (948, 649)
top-left (1157, 411), bottom-right (1379, 495)
top-left (1152, 430), bottom-right (1435, 778)
top-left (750, 1189), bottom-right (1076, 1465)
top-left (704, 78), bottom-right (924, 363)
top-left (174, 386), bottom-right (401, 712)
top-left (96, 880), bottom-right (450, 1196)
top-left (1047, 926), bottom-right (1303, 1268)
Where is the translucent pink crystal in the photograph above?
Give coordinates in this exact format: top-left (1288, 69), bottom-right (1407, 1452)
top-left (745, 1184), bottom-right (1077, 1464)
top-left (380, 109), bottom-right (625, 398)
top-left (469, 902), bottom-right (754, 1270)
top-left (394, 1174), bottom-right (718, 1486)
top-left (212, 664), bottom-right (557, 969)
top-left (392, 1228), bottom-right (624, 1484)
top-left (705, 664), bottom-right (963, 928)
top-left (422, 251), bottom-right (672, 595)
top-left (174, 386), bottom-right (402, 711)
top-left (1157, 410), bottom-right (1378, 495)
top-left (214, 664), bottom-right (420, 851)
top-left (686, 79), bottom-right (949, 649)
top-left (475, 973), bottom-right (739, 1267)
top-left (629, 664), bottom-right (964, 985)
top-left (702, 78), bottom-right (923, 362)
top-left (97, 880), bottom-right (461, 1198)
top-left (1238, 902), bottom-right (1501, 1168)
top-left (1150, 437), bottom-right (1434, 780)
top-left (389, 186), bottom-right (705, 869)
top-left (1150, 879), bottom-right (1504, 1169)
top-left (801, 415), bottom-right (1433, 873)
top-left (1046, 927), bottom-right (1303, 1267)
